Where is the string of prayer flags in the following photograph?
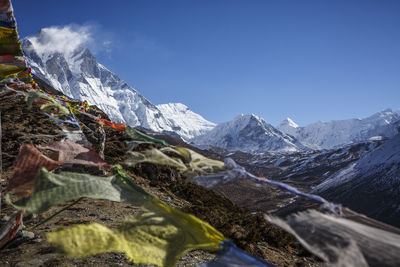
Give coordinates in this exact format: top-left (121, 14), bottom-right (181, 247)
top-left (44, 113), bottom-right (81, 129)
top-left (191, 158), bottom-right (340, 212)
top-left (0, 0), bottom-right (35, 85)
top-left (7, 164), bottom-right (226, 266)
top-left (25, 89), bottom-right (61, 111)
top-left (0, 1), bottom-right (16, 29)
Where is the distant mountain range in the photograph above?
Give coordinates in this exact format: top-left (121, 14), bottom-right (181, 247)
top-left (277, 109), bottom-right (400, 150)
top-left (193, 110), bottom-right (400, 153)
top-left (23, 29), bottom-right (400, 153)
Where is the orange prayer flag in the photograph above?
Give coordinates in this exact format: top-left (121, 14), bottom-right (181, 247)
top-left (96, 118), bottom-right (126, 131)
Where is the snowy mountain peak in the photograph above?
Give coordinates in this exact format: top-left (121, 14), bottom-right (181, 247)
top-left (230, 114), bottom-right (270, 130)
top-left (232, 114), bottom-right (259, 127)
top-left (282, 117), bottom-right (299, 128)
top-left (368, 108), bottom-right (399, 122)
top-left (156, 103), bottom-right (216, 140)
top-left (193, 114), bottom-right (308, 153)
top-left (379, 108), bottom-right (394, 114)
top-left (22, 29), bottom-right (215, 140)
top-left (24, 27), bottom-right (88, 63)
top-left (276, 117), bottom-right (299, 137)
top-left (160, 103), bottom-right (190, 111)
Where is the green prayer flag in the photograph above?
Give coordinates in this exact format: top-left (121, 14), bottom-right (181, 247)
top-left (126, 126), bottom-right (168, 146)
top-left (6, 167), bottom-right (151, 214)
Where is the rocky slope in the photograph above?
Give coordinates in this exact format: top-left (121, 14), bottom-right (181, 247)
top-left (312, 133), bottom-right (400, 227)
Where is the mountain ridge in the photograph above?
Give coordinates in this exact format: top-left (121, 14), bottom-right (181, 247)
top-left (22, 30), bottom-right (214, 141)
top-left (277, 108), bottom-right (400, 149)
top-left (312, 133), bottom-right (400, 227)
top-left (193, 114), bottom-right (308, 153)
top-left (156, 103), bottom-right (216, 140)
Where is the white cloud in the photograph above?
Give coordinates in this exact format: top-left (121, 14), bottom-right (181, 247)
top-left (27, 25), bottom-right (92, 57)
top-left (26, 24), bottom-right (113, 58)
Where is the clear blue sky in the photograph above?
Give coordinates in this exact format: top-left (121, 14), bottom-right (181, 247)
top-left (13, 0), bottom-right (400, 126)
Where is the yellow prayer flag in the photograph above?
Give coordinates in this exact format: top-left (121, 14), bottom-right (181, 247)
top-left (47, 204), bottom-right (225, 267)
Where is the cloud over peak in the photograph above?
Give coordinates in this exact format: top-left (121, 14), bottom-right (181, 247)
top-left (26, 25), bottom-right (92, 57)
top-left (25, 24), bottom-right (113, 59)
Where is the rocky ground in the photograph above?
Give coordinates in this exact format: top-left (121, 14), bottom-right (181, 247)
top-left (0, 82), bottom-right (321, 266)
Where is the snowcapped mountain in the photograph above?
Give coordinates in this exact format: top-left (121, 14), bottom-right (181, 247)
top-left (311, 133), bottom-right (400, 227)
top-left (277, 109), bottom-right (400, 149)
top-left (156, 103), bottom-right (216, 140)
top-left (22, 28), bottom-right (400, 152)
top-left (193, 114), bottom-right (308, 153)
top-left (277, 117), bottom-right (299, 137)
top-left (21, 29), bottom-right (214, 140)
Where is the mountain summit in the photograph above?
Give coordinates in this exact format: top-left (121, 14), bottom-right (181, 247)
top-left (21, 30), bottom-right (214, 140)
top-left (156, 103), bottom-right (216, 140)
top-left (193, 114), bottom-right (308, 153)
top-left (277, 117), bottom-right (299, 137)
